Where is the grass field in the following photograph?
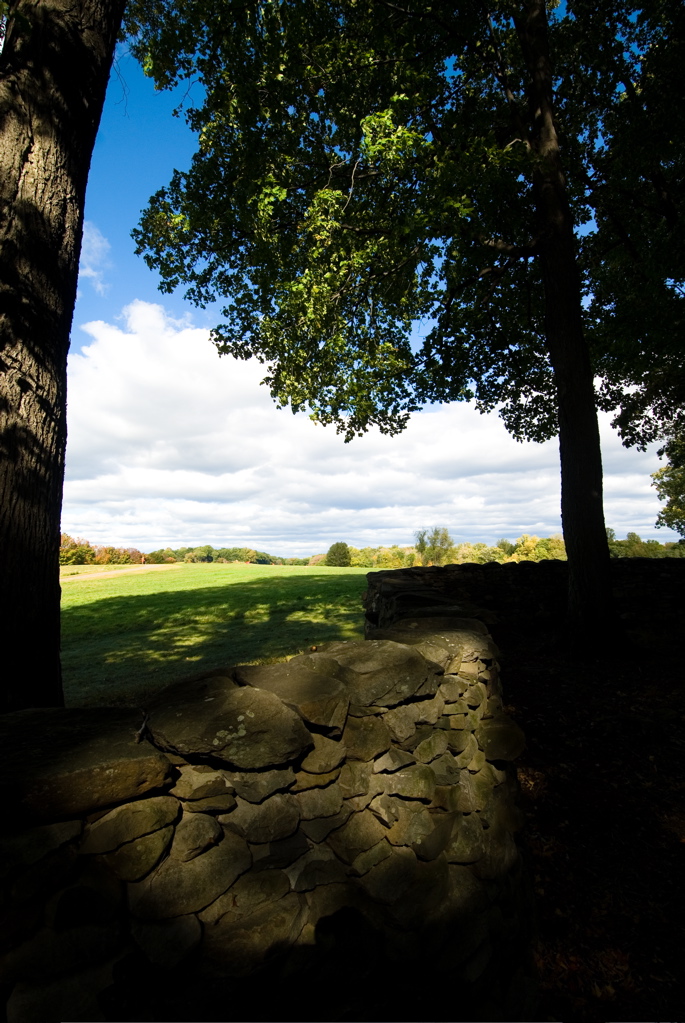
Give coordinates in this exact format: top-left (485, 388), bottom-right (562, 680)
top-left (60, 563), bottom-right (369, 708)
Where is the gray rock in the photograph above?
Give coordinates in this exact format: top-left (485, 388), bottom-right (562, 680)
top-left (467, 749), bottom-right (487, 773)
top-left (169, 764), bottom-right (235, 801)
top-left (295, 782), bottom-right (344, 820)
top-left (170, 813), bottom-right (222, 862)
top-left (443, 698), bottom-right (470, 715)
top-left (128, 829), bottom-right (251, 918)
top-left (199, 869), bottom-right (291, 925)
top-left (439, 678), bottom-right (469, 702)
top-left (285, 845), bottom-right (348, 891)
top-left (430, 751), bottom-right (462, 785)
top-left (300, 732), bottom-right (347, 773)
top-left (451, 732), bottom-right (479, 763)
top-left (382, 764), bottom-right (436, 802)
top-left (388, 854), bottom-right (451, 927)
top-left (148, 677), bottom-right (313, 768)
top-left (373, 747), bottom-right (416, 773)
top-left (81, 796), bottom-right (180, 854)
top-left (0, 821), bottom-right (82, 881)
top-left (465, 681), bottom-right (487, 708)
top-left (414, 693), bottom-right (446, 724)
top-left (229, 767), bottom-right (295, 803)
top-left (317, 640), bottom-right (438, 707)
top-left (300, 805), bottom-right (353, 842)
top-left (414, 731), bottom-right (449, 764)
top-left (102, 825), bottom-right (174, 881)
top-left (202, 892), bottom-right (307, 977)
top-left (357, 845), bottom-right (418, 904)
top-left (292, 768), bottom-right (340, 791)
top-left (412, 813), bottom-right (458, 862)
top-left (183, 793), bottom-right (237, 813)
top-left (234, 662), bottom-right (349, 736)
top-left (385, 803), bottom-right (435, 848)
top-left (431, 784), bottom-right (461, 813)
top-left (248, 828), bottom-right (311, 870)
top-left (326, 810), bottom-right (388, 863)
top-left (0, 708), bottom-right (172, 822)
top-left (131, 913), bottom-right (202, 967)
top-left (349, 839), bottom-right (392, 876)
top-left (342, 714), bottom-right (392, 762)
top-left (338, 760), bottom-right (377, 798)
top-left (368, 792), bottom-right (402, 827)
top-left (227, 793), bottom-right (300, 843)
top-left (453, 769), bottom-right (497, 813)
top-left (445, 813), bottom-right (487, 863)
top-left (383, 704), bottom-right (420, 742)
top-left (475, 714), bottom-right (526, 761)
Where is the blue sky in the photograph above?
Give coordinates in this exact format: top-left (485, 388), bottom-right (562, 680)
top-left (63, 47), bottom-right (678, 556)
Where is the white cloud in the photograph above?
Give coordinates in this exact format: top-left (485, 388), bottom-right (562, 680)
top-left (77, 221), bottom-right (112, 296)
top-left (63, 300), bottom-right (676, 554)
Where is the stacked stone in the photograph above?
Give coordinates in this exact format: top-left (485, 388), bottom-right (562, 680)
top-left (0, 617), bottom-right (531, 1023)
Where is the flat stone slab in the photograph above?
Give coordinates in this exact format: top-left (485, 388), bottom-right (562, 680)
top-left (169, 765), bottom-right (235, 801)
top-left (300, 732), bottom-right (347, 774)
top-left (0, 709), bottom-right (172, 823)
top-left (342, 714), bottom-right (392, 762)
top-left (148, 676), bottom-right (313, 768)
top-left (81, 796), bottom-right (180, 854)
top-left (235, 662), bottom-right (349, 735)
top-left (227, 793), bottom-right (300, 843)
top-left (318, 640), bottom-right (439, 707)
top-left (128, 829), bottom-right (252, 918)
top-left (170, 813), bottom-right (223, 862)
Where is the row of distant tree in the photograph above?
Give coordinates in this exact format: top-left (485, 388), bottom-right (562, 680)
top-left (320, 528), bottom-right (685, 568)
top-left (60, 529), bottom-right (685, 569)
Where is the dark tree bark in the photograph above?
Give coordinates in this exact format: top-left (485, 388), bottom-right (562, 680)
top-left (517, 0), bottom-right (613, 634)
top-left (0, 0), bottom-right (126, 711)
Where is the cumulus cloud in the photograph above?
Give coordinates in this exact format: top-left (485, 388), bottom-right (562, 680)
top-left (77, 221), bottom-right (112, 296)
top-left (63, 300), bottom-right (673, 554)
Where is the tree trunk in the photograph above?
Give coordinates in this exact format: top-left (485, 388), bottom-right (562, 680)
top-left (0, 0), bottom-right (125, 711)
top-left (517, 1), bottom-right (613, 633)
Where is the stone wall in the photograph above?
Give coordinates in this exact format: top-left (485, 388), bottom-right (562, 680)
top-left (0, 608), bottom-right (535, 1022)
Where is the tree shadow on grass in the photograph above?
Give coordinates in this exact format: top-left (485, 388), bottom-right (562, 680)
top-left (61, 574), bottom-right (367, 708)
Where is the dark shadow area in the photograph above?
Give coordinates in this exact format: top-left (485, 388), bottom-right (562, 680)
top-left (478, 561), bottom-right (685, 1022)
top-left (364, 558), bottom-right (685, 1021)
top-left (62, 573), bottom-right (367, 707)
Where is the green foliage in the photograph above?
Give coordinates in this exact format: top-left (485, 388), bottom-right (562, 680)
top-left (59, 535), bottom-right (96, 566)
top-left (415, 528), bottom-right (455, 567)
top-left (652, 437), bottom-right (685, 537)
top-left (606, 529), bottom-right (685, 558)
top-left (125, 0), bottom-right (683, 450)
top-left (325, 542), bottom-right (351, 567)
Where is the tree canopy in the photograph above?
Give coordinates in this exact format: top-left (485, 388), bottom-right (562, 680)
top-left (126, 0), bottom-right (684, 629)
top-left (325, 541), bottom-right (352, 566)
top-left (128, 0), bottom-right (682, 444)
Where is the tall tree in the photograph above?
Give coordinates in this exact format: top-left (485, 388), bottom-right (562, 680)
top-left (0, 0), bottom-right (125, 710)
top-left (129, 0), bottom-right (678, 634)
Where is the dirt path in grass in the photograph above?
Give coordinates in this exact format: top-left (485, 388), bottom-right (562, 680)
top-left (60, 564), bottom-right (181, 582)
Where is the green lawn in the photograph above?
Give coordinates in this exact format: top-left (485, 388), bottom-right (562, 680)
top-left (60, 563), bottom-right (369, 708)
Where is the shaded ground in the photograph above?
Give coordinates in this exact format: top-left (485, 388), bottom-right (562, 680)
top-left (492, 569), bottom-right (685, 1022)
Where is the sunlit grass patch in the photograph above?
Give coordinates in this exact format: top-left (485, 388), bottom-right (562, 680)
top-left (61, 563), bottom-right (368, 708)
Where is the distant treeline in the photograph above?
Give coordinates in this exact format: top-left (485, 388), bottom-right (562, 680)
top-left (59, 531), bottom-right (685, 568)
top-left (144, 545), bottom-right (309, 565)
